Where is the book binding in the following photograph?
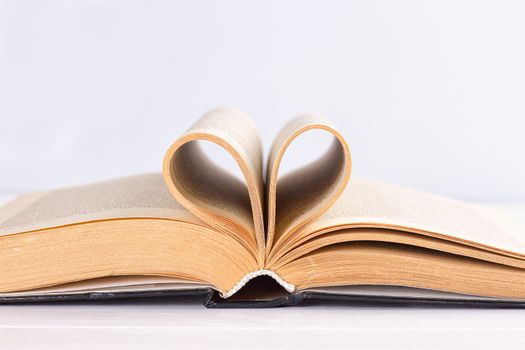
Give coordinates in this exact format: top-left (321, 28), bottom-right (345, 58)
top-left (2, 289), bottom-right (525, 308)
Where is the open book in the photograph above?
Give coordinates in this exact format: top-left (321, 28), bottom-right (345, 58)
top-left (1, 107), bottom-right (525, 308)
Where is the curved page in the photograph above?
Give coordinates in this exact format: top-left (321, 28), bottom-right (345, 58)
top-left (163, 107), bottom-right (266, 264)
top-left (265, 115), bottom-right (351, 252)
top-left (301, 178), bottom-right (525, 258)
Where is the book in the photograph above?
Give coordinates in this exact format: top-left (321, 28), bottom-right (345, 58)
top-left (1, 106), bottom-right (525, 308)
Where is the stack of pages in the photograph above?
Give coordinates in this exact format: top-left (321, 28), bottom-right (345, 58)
top-left (1, 107), bottom-right (524, 307)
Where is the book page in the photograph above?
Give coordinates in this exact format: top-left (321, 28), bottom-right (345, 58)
top-left (0, 173), bottom-right (199, 236)
top-left (0, 276), bottom-right (210, 297)
top-left (278, 241), bottom-right (525, 299)
top-left (302, 177), bottom-right (525, 256)
top-left (265, 115), bottom-right (352, 251)
top-left (163, 107), bottom-right (266, 264)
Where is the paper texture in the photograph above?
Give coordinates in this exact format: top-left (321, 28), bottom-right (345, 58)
top-left (2, 107), bottom-right (525, 300)
top-left (162, 107), bottom-right (266, 264)
top-left (0, 173), bottom-right (198, 236)
top-left (307, 177), bottom-right (525, 256)
top-left (265, 115), bottom-right (352, 251)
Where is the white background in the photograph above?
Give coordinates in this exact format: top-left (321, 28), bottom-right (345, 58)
top-left (2, 2), bottom-right (525, 347)
top-left (1, 0), bottom-right (525, 199)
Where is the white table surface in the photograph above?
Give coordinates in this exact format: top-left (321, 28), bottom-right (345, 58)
top-left (1, 194), bottom-right (525, 349)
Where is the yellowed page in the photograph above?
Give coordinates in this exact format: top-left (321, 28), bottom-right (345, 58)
top-left (163, 107), bottom-right (266, 265)
top-left (270, 228), bottom-right (525, 270)
top-left (299, 177), bottom-right (525, 257)
top-left (278, 242), bottom-right (525, 299)
top-left (0, 173), bottom-right (199, 236)
top-left (0, 218), bottom-right (256, 295)
top-left (265, 115), bottom-right (351, 252)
